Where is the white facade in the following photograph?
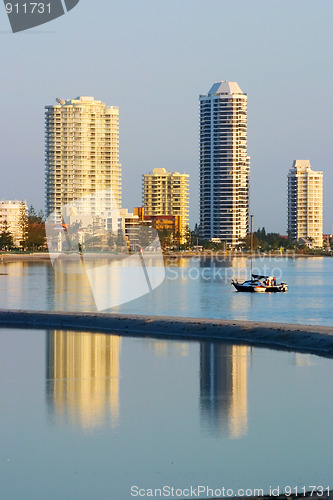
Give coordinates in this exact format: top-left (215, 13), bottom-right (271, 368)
top-left (0, 199), bottom-right (27, 246)
top-left (199, 82), bottom-right (250, 246)
top-left (45, 96), bottom-right (122, 222)
top-left (288, 160), bottom-right (323, 248)
top-left (58, 205), bottom-right (140, 252)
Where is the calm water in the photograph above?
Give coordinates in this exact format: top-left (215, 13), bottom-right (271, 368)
top-left (0, 256), bottom-right (332, 325)
top-left (0, 328), bottom-right (332, 500)
top-left (1, 257), bottom-right (333, 499)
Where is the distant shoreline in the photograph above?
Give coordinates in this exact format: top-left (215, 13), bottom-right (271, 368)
top-left (0, 251), bottom-right (331, 263)
top-left (1, 310), bottom-right (333, 359)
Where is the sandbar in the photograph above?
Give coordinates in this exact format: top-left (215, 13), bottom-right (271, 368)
top-left (0, 309), bottom-right (333, 358)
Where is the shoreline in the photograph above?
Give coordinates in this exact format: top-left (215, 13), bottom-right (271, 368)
top-left (1, 310), bottom-right (333, 358)
top-left (0, 252), bottom-right (331, 263)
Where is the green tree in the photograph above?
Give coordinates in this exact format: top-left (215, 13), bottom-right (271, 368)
top-left (252, 228), bottom-right (294, 251)
top-left (18, 202), bottom-right (28, 250)
top-left (157, 228), bottom-right (173, 250)
top-left (0, 220), bottom-right (14, 249)
top-left (178, 226), bottom-right (192, 250)
top-left (26, 205), bottom-right (46, 250)
top-left (26, 222), bottom-right (46, 250)
top-left (28, 205), bottom-right (37, 221)
top-left (28, 205), bottom-right (45, 224)
top-left (37, 210), bottom-right (45, 222)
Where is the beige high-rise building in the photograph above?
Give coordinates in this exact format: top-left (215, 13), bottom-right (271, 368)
top-left (143, 168), bottom-right (189, 240)
top-left (45, 96), bottom-right (121, 221)
top-left (288, 160), bottom-right (323, 248)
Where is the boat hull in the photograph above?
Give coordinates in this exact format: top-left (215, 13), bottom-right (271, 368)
top-left (232, 282), bottom-right (259, 293)
top-left (232, 282), bottom-right (288, 293)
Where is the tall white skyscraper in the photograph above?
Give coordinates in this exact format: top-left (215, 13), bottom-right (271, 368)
top-left (45, 96), bottom-right (121, 221)
top-left (199, 82), bottom-right (250, 246)
top-left (288, 160), bottom-right (323, 247)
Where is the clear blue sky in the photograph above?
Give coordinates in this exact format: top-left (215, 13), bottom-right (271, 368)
top-left (1, 0), bottom-right (332, 233)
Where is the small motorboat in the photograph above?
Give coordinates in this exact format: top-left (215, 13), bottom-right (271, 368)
top-left (231, 216), bottom-right (288, 293)
top-left (232, 274), bottom-right (288, 293)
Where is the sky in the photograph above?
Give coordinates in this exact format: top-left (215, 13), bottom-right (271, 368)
top-left (1, 0), bottom-right (333, 233)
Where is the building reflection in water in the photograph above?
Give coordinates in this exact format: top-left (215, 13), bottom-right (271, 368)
top-left (48, 261), bottom-right (96, 312)
top-left (199, 255), bottom-right (249, 275)
top-left (146, 339), bottom-right (189, 357)
top-left (46, 330), bottom-right (121, 430)
top-left (294, 353), bottom-right (316, 367)
top-left (200, 342), bottom-right (249, 438)
top-left (0, 261), bottom-right (49, 310)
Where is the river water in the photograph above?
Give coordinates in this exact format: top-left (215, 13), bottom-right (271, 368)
top-left (0, 328), bottom-right (333, 500)
top-left (0, 256), bottom-right (332, 499)
top-left (0, 255), bottom-right (332, 325)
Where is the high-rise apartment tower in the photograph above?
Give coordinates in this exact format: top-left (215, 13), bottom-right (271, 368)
top-left (199, 82), bottom-right (250, 245)
top-left (45, 96), bottom-right (121, 220)
top-left (288, 160), bottom-right (323, 247)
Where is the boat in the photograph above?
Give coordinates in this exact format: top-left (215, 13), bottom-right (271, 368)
top-left (231, 215), bottom-right (288, 293)
top-left (232, 274), bottom-right (288, 293)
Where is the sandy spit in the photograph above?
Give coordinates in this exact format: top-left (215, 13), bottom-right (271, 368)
top-left (0, 310), bottom-right (333, 357)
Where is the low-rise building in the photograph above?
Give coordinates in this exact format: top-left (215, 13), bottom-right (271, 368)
top-left (135, 207), bottom-right (183, 246)
top-left (0, 200), bottom-right (27, 247)
top-left (54, 207), bottom-right (149, 253)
